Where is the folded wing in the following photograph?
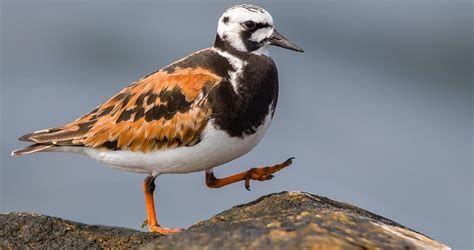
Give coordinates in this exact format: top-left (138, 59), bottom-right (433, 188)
top-left (13, 67), bottom-right (222, 155)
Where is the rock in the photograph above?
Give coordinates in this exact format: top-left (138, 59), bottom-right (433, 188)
top-left (0, 212), bottom-right (159, 249)
top-left (0, 191), bottom-right (449, 249)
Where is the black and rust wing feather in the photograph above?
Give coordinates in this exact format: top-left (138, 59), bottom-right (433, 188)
top-left (13, 67), bottom-right (222, 155)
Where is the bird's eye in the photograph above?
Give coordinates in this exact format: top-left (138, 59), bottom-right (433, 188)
top-left (243, 21), bottom-right (256, 30)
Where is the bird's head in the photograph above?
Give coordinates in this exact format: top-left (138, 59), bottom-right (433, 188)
top-left (215, 4), bottom-right (304, 55)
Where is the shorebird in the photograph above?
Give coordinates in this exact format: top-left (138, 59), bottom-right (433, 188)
top-left (13, 4), bottom-right (303, 234)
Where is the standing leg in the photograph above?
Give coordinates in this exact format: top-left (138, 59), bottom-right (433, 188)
top-left (143, 175), bottom-right (182, 234)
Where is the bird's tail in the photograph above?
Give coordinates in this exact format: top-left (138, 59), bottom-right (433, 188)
top-left (12, 144), bottom-right (55, 156)
top-left (12, 126), bottom-right (86, 156)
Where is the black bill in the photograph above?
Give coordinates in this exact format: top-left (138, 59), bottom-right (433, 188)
top-left (268, 29), bottom-right (304, 52)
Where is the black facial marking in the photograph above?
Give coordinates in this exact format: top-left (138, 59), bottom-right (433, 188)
top-left (256, 23), bottom-right (271, 29)
top-left (241, 22), bottom-right (270, 32)
top-left (239, 22), bottom-right (272, 52)
top-left (222, 16), bottom-right (229, 24)
top-left (216, 20), bottom-right (271, 54)
top-left (214, 35), bottom-right (249, 60)
top-left (243, 21), bottom-right (256, 30)
top-left (239, 29), bottom-right (262, 52)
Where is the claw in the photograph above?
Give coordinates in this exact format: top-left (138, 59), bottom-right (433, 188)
top-left (285, 157), bottom-right (295, 165)
top-left (141, 219), bottom-right (149, 229)
top-left (245, 177), bottom-right (251, 191)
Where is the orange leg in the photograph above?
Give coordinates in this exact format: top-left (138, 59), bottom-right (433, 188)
top-left (206, 157), bottom-right (294, 190)
top-left (143, 176), bottom-right (183, 234)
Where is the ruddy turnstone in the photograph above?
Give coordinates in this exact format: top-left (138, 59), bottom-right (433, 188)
top-left (12, 4), bottom-right (303, 234)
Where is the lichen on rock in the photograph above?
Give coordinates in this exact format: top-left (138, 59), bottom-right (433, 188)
top-left (0, 191), bottom-right (450, 249)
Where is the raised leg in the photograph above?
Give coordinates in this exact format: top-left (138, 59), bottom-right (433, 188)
top-left (205, 157), bottom-right (294, 190)
top-left (143, 175), bottom-right (183, 234)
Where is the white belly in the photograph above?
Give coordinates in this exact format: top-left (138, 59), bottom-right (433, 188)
top-left (74, 113), bottom-right (273, 176)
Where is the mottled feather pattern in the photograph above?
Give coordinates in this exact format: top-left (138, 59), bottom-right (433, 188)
top-left (17, 67), bottom-right (222, 153)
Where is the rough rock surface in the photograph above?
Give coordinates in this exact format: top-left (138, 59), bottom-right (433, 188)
top-left (0, 212), bottom-right (159, 249)
top-left (0, 191), bottom-right (449, 249)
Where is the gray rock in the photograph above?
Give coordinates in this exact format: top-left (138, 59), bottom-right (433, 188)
top-left (0, 212), bottom-right (158, 249)
top-left (0, 191), bottom-right (450, 249)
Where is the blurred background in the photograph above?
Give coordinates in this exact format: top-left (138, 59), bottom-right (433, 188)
top-left (1, 0), bottom-right (472, 248)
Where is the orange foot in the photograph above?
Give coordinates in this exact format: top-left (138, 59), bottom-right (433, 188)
top-left (142, 176), bottom-right (184, 235)
top-left (206, 157), bottom-right (295, 190)
top-left (243, 157), bottom-right (294, 190)
top-left (149, 224), bottom-right (183, 235)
